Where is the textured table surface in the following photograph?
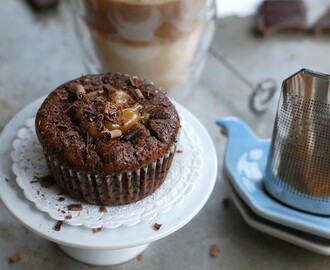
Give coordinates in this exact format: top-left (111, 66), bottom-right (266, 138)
top-left (1, 0), bottom-right (330, 269)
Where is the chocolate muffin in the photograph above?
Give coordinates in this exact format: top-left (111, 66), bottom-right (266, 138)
top-left (35, 72), bottom-right (180, 205)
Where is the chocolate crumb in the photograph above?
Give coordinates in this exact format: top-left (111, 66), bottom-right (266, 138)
top-left (210, 244), bottom-right (219, 257)
top-left (176, 150), bottom-right (183, 153)
top-left (58, 197), bottom-right (65, 202)
top-left (65, 214), bottom-right (72, 220)
top-left (54, 221), bottom-right (63, 231)
top-left (222, 198), bottom-right (231, 208)
top-left (68, 204), bottom-right (83, 211)
top-left (92, 227), bottom-right (102, 233)
top-left (153, 223), bottom-right (162, 231)
top-left (9, 252), bottom-right (21, 264)
top-left (30, 180), bottom-right (39, 184)
top-left (99, 206), bottom-right (108, 213)
top-left (5, 178), bottom-right (9, 182)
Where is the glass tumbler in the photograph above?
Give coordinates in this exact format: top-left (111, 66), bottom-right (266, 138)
top-left (69, 0), bottom-right (216, 93)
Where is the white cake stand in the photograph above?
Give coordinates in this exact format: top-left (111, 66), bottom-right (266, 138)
top-left (0, 96), bottom-right (217, 266)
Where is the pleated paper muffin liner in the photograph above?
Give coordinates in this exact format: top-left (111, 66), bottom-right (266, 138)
top-left (44, 143), bottom-right (177, 206)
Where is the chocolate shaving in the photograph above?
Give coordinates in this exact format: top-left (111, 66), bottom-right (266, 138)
top-left (75, 85), bottom-right (86, 99)
top-left (123, 129), bottom-right (139, 141)
top-left (65, 214), bottom-right (72, 220)
top-left (110, 129), bottom-right (122, 138)
top-left (83, 107), bottom-right (95, 115)
top-left (129, 76), bottom-right (138, 87)
top-left (67, 130), bottom-right (79, 137)
top-left (54, 221), bottom-right (63, 231)
top-left (104, 101), bottom-right (111, 114)
top-left (103, 84), bottom-right (116, 96)
top-left (133, 88), bottom-right (144, 102)
top-left (56, 123), bottom-right (68, 130)
top-left (68, 203), bottom-right (83, 211)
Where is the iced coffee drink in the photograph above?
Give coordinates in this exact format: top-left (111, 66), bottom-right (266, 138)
top-left (71, 0), bottom-right (215, 90)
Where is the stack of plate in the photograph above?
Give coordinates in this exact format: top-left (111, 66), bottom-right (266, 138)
top-left (218, 117), bottom-right (330, 255)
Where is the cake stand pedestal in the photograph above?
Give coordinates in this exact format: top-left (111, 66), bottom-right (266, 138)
top-left (0, 96), bottom-right (217, 266)
top-left (58, 243), bottom-right (150, 265)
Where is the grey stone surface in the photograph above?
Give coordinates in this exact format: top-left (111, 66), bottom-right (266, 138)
top-left (1, 0), bottom-right (330, 269)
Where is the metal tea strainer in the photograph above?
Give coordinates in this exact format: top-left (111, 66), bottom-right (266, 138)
top-left (264, 69), bottom-right (330, 215)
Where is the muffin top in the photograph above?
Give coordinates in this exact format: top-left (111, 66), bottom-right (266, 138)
top-left (35, 73), bottom-right (180, 174)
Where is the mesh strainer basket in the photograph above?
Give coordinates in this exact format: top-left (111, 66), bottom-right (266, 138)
top-left (264, 69), bottom-right (330, 215)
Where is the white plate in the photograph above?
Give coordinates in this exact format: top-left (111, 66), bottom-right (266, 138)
top-left (11, 111), bottom-right (202, 229)
top-left (0, 96), bottom-right (217, 250)
top-left (217, 117), bottom-right (330, 240)
top-left (223, 176), bottom-right (330, 255)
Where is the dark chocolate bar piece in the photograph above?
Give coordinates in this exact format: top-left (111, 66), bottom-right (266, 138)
top-left (312, 8), bottom-right (330, 34)
top-left (25, 0), bottom-right (58, 10)
top-left (256, 0), bottom-right (307, 36)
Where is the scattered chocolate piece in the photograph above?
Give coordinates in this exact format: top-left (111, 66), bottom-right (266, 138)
top-left (209, 244), bottom-right (219, 257)
top-left (222, 198), bottom-right (231, 208)
top-left (67, 204), bottom-right (83, 211)
top-left (176, 149), bottom-right (183, 153)
top-left (312, 8), bottom-right (330, 34)
top-left (30, 180), bottom-right (39, 184)
top-left (5, 178), bottom-right (9, 182)
top-left (256, 0), bottom-right (307, 36)
top-left (34, 175), bottom-right (54, 188)
top-left (65, 214), bottom-right (72, 220)
top-left (92, 227), bottom-right (102, 233)
top-left (58, 197), bottom-right (65, 202)
top-left (99, 206), bottom-right (108, 213)
top-left (153, 223), bottom-right (162, 231)
top-left (54, 221), bottom-right (63, 231)
top-left (137, 252), bottom-right (144, 261)
top-left (9, 252), bottom-right (21, 264)
top-left (43, 256), bottom-right (52, 262)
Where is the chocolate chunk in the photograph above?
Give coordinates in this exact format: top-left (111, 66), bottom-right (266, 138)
top-left (312, 8), bottom-right (330, 34)
top-left (256, 0), bottom-right (307, 36)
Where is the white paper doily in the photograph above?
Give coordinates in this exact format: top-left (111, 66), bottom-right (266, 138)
top-left (11, 115), bottom-right (202, 229)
